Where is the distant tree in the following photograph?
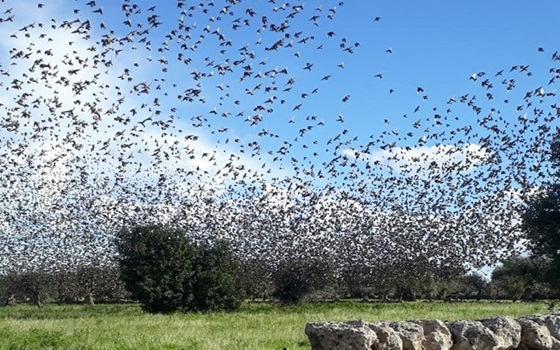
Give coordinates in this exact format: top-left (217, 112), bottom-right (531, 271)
top-left (523, 187), bottom-right (560, 257)
top-left (236, 258), bottom-right (274, 301)
top-left (523, 184), bottom-right (559, 243)
top-left (390, 257), bottom-right (465, 301)
top-left (0, 274), bottom-right (18, 306)
top-left (91, 265), bottom-right (130, 303)
top-left (77, 266), bottom-right (98, 305)
top-left (17, 271), bottom-right (55, 308)
top-left (340, 264), bottom-right (377, 300)
top-left (1, 267), bottom-right (129, 305)
top-left (272, 258), bottom-right (329, 305)
top-left (460, 272), bottom-right (489, 300)
top-left (54, 270), bottom-right (80, 304)
top-left (76, 265), bottom-right (129, 304)
top-left (491, 256), bottom-right (551, 301)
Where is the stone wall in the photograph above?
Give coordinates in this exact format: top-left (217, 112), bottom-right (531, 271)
top-left (305, 313), bottom-right (560, 350)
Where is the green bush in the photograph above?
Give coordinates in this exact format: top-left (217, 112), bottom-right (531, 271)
top-left (115, 225), bottom-right (241, 313)
top-left (186, 241), bottom-right (242, 312)
top-left (116, 225), bottom-right (196, 313)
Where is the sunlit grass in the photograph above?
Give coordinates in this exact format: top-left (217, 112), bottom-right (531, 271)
top-left (0, 301), bottom-right (549, 349)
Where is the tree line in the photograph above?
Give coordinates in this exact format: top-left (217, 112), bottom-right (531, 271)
top-left (1, 248), bottom-right (558, 311)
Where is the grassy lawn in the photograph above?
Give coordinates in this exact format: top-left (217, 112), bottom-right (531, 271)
top-left (0, 301), bottom-right (550, 349)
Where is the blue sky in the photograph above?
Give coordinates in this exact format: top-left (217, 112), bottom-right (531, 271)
top-left (325, 1), bottom-right (560, 126)
top-left (157, 0), bottom-right (560, 150)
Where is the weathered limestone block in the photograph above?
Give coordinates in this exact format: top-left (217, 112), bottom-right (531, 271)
top-left (368, 322), bottom-right (403, 350)
top-left (518, 315), bottom-right (560, 350)
top-left (522, 314), bottom-right (560, 341)
top-left (389, 321), bottom-right (425, 350)
top-left (305, 314), bottom-right (560, 350)
top-left (305, 320), bottom-right (378, 350)
top-left (480, 316), bottom-right (521, 350)
top-left (416, 319), bottom-right (453, 350)
top-left (447, 320), bottom-right (500, 350)
top-left (516, 318), bottom-right (555, 350)
top-left (541, 313), bottom-right (560, 341)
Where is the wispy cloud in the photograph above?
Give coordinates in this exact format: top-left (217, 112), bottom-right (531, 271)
top-left (344, 143), bottom-right (489, 175)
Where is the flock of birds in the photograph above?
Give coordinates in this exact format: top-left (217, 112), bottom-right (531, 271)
top-left (0, 0), bottom-right (558, 278)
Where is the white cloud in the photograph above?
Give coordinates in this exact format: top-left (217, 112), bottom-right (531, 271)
top-left (344, 143), bottom-right (489, 175)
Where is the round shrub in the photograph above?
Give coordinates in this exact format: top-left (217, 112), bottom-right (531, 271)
top-left (115, 225), bottom-right (241, 313)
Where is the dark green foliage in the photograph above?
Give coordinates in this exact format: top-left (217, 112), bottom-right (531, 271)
top-left (186, 241), bottom-right (242, 312)
top-left (460, 272), bottom-right (489, 300)
top-left (116, 225), bottom-right (198, 313)
top-left (19, 271), bottom-right (56, 308)
top-left (115, 225), bottom-right (242, 313)
top-left (523, 186), bottom-right (560, 261)
top-left (523, 130), bottom-right (560, 287)
top-left (491, 256), bottom-right (552, 301)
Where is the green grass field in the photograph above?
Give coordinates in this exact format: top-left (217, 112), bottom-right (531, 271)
top-left (0, 301), bottom-right (550, 349)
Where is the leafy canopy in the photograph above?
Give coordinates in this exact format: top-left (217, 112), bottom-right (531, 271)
top-left (115, 225), bottom-right (241, 313)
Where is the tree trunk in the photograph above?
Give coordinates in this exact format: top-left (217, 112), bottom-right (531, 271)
top-left (34, 293), bottom-right (44, 309)
top-left (521, 287), bottom-right (533, 302)
top-left (402, 288), bottom-right (416, 302)
top-left (475, 286), bottom-right (482, 301)
top-left (5, 294), bottom-right (16, 306)
top-left (86, 292), bottom-right (95, 305)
